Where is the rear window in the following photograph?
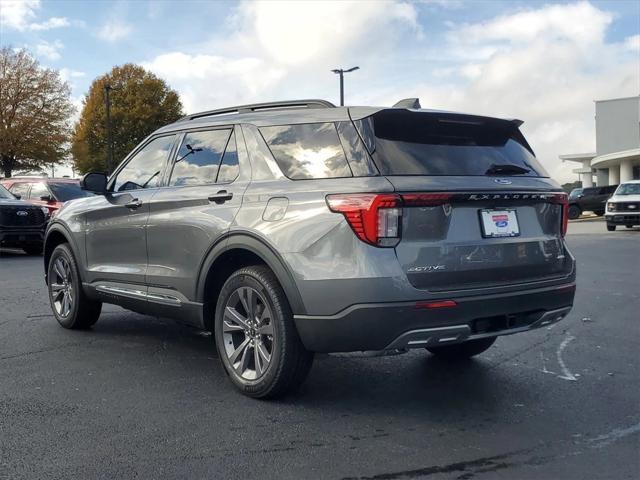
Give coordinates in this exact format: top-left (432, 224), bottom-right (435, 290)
top-left (355, 110), bottom-right (549, 177)
top-left (0, 184), bottom-right (14, 199)
top-left (260, 123), bottom-right (352, 180)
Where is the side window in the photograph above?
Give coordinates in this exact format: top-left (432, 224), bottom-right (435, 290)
top-left (29, 182), bottom-right (49, 199)
top-left (217, 131), bottom-right (239, 183)
top-left (260, 123), bottom-right (352, 180)
top-left (112, 135), bottom-right (176, 192)
top-left (169, 129), bottom-right (231, 187)
top-left (9, 183), bottom-right (29, 198)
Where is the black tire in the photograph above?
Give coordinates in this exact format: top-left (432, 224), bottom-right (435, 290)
top-left (47, 243), bottom-right (102, 329)
top-left (23, 244), bottom-right (43, 255)
top-left (214, 265), bottom-right (314, 399)
top-left (607, 224), bottom-right (616, 231)
top-left (625, 225), bottom-right (634, 229)
top-left (426, 337), bottom-right (496, 360)
top-left (568, 205), bottom-right (581, 220)
top-left (594, 210), bottom-right (605, 216)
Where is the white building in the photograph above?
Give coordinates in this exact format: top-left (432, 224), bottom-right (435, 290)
top-left (560, 96), bottom-right (640, 187)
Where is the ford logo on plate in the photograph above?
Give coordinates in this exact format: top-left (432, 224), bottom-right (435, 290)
top-left (16, 211), bottom-right (28, 217)
top-left (494, 178), bottom-right (512, 185)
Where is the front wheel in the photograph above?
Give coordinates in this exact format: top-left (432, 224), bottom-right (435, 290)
top-left (47, 244), bottom-right (102, 329)
top-left (214, 265), bottom-right (314, 398)
top-left (568, 205), bottom-right (581, 220)
top-left (426, 337), bottom-right (497, 360)
top-left (607, 224), bottom-right (616, 231)
top-left (626, 225), bottom-right (634, 229)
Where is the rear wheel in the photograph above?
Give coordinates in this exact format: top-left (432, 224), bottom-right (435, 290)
top-left (568, 205), bottom-right (581, 220)
top-left (607, 224), bottom-right (616, 231)
top-left (426, 337), bottom-right (496, 360)
top-left (626, 225), bottom-right (634, 229)
top-left (214, 265), bottom-right (314, 398)
top-left (594, 210), bottom-right (605, 216)
top-left (47, 244), bottom-right (102, 329)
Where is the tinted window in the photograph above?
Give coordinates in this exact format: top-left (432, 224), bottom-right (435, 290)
top-left (582, 188), bottom-right (599, 196)
top-left (28, 182), bottom-right (49, 199)
top-left (260, 123), bottom-right (352, 180)
top-left (217, 131), bottom-right (239, 183)
top-left (355, 110), bottom-right (549, 177)
top-left (0, 184), bottom-right (14, 199)
top-left (49, 182), bottom-right (93, 201)
top-left (9, 183), bottom-right (29, 198)
top-left (170, 129), bottom-right (231, 187)
top-left (113, 135), bottom-right (176, 192)
top-left (336, 121), bottom-right (378, 176)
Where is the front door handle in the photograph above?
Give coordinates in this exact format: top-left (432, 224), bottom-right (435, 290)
top-left (125, 198), bottom-right (143, 209)
top-left (208, 190), bottom-right (233, 204)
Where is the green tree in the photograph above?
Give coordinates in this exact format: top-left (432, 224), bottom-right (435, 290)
top-left (0, 47), bottom-right (74, 178)
top-left (71, 64), bottom-right (183, 174)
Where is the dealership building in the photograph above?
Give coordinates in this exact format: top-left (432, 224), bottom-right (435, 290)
top-left (560, 95), bottom-right (640, 187)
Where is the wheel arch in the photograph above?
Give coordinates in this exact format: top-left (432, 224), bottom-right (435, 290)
top-left (44, 223), bottom-right (79, 285)
top-left (197, 233), bottom-right (306, 331)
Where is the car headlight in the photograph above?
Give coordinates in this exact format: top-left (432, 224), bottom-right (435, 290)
top-left (607, 202), bottom-right (617, 211)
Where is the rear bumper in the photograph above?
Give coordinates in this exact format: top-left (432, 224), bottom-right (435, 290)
top-left (0, 227), bottom-right (45, 247)
top-left (606, 214), bottom-right (640, 225)
top-left (294, 283), bottom-right (576, 352)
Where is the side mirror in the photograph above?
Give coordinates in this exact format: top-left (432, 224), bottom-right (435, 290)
top-left (14, 193), bottom-right (21, 200)
top-left (40, 194), bottom-right (53, 202)
top-left (80, 172), bottom-right (108, 194)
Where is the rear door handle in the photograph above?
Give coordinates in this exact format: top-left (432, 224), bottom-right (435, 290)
top-left (125, 199), bottom-right (143, 209)
top-left (208, 190), bottom-right (233, 204)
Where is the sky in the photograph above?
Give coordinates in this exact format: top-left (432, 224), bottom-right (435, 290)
top-left (1, 0), bottom-right (639, 182)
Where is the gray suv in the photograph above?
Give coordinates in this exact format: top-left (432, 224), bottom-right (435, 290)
top-left (44, 99), bottom-right (576, 398)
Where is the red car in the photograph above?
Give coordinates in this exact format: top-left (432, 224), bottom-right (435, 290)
top-left (0, 177), bottom-right (93, 214)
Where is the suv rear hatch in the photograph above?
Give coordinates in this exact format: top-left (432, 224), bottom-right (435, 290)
top-left (354, 109), bottom-right (571, 292)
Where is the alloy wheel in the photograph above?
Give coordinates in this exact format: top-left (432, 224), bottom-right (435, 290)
top-left (50, 256), bottom-right (74, 318)
top-left (222, 286), bottom-right (274, 380)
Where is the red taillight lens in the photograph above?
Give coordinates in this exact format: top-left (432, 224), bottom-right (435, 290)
top-left (326, 193), bottom-right (402, 247)
top-left (551, 193), bottom-right (569, 237)
top-left (415, 300), bottom-right (458, 309)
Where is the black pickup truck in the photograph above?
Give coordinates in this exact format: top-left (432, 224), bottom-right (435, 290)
top-left (0, 184), bottom-right (48, 255)
top-left (568, 185), bottom-right (618, 219)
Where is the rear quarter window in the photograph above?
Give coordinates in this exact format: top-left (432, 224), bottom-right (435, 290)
top-left (260, 123), bottom-right (352, 180)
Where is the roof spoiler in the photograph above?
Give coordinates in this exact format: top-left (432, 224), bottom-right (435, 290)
top-left (510, 118), bottom-right (524, 128)
top-left (392, 98), bottom-right (421, 109)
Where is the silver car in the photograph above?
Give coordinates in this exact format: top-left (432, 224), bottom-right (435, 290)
top-left (44, 99), bottom-right (576, 398)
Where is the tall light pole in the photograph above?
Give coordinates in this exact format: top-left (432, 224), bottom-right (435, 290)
top-left (104, 84), bottom-right (114, 173)
top-left (331, 66), bottom-right (359, 106)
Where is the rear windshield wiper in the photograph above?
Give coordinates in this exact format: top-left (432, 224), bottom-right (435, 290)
top-left (485, 164), bottom-right (530, 175)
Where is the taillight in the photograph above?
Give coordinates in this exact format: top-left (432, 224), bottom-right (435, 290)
top-left (326, 193), bottom-right (402, 247)
top-left (551, 193), bottom-right (569, 237)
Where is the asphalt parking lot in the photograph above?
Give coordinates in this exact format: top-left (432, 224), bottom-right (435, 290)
top-left (1, 220), bottom-right (638, 480)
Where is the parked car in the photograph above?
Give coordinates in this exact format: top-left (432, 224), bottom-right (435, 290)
top-left (0, 183), bottom-right (49, 255)
top-left (567, 185), bottom-right (617, 219)
top-left (43, 99), bottom-right (576, 398)
top-left (1, 177), bottom-right (93, 215)
top-left (605, 180), bottom-right (640, 231)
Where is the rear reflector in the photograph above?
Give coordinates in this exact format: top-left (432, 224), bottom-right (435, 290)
top-left (415, 300), bottom-right (458, 309)
top-left (550, 193), bottom-right (569, 237)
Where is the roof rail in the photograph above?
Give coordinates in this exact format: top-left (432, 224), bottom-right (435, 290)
top-left (178, 99), bottom-right (336, 122)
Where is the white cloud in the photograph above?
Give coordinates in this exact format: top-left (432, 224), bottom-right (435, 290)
top-left (0, 0), bottom-right (71, 31)
top-left (35, 39), bottom-right (63, 60)
top-left (143, 53), bottom-right (285, 113)
top-left (143, 1), bottom-right (419, 113)
top-left (97, 20), bottom-right (132, 42)
top-left (29, 16), bottom-right (70, 31)
top-left (0, 0), bottom-right (39, 30)
top-left (59, 67), bottom-right (86, 82)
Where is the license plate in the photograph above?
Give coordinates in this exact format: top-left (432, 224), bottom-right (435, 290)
top-left (480, 209), bottom-right (520, 238)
